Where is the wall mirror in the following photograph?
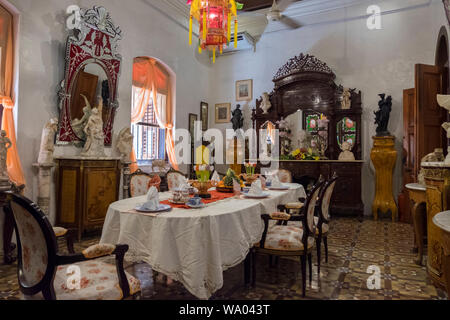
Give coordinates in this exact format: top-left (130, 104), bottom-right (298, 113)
top-left (57, 6), bottom-right (122, 147)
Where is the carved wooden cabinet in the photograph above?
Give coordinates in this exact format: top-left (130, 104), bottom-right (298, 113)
top-left (252, 53), bottom-right (364, 217)
top-left (55, 158), bottom-right (121, 240)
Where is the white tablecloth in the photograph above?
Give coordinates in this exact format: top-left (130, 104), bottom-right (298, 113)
top-left (100, 183), bottom-right (306, 299)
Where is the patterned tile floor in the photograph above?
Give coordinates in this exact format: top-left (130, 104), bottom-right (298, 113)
top-left (0, 217), bottom-right (447, 300)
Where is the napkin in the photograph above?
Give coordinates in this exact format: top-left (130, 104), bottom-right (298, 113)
top-left (249, 180), bottom-right (263, 195)
top-left (211, 171), bottom-right (221, 183)
top-left (259, 175), bottom-right (266, 189)
top-left (271, 175), bottom-right (282, 188)
top-left (142, 186), bottom-right (160, 210)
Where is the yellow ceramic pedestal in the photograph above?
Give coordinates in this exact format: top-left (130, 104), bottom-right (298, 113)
top-left (371, 136), bottom-right (398, 221)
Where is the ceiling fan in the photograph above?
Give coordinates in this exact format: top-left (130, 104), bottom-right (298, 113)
top-left (265, 0), bottom-right (302, 30)
top-left (238, 0), bottom-right (302, 36)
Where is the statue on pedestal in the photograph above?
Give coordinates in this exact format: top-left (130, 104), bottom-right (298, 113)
top-left (38, 118), bottom-right (59, 164)
top-left (81, 101), bottom-right (105, 157)
top-left (338, 141), bottom-right (355, 161)
top-left (231, 104), bottom-right (244, 131)
top-left (72, 94), bottom-right (92, 141)
top-left (260, 92), bottom-right (272, 114)
top-left (374, 93), bottom-right (393, 137)
top-left (116, 127), bottom-right (134, 161)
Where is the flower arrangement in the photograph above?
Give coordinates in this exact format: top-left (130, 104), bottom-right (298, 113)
top-left (244, 162), bottom-right (257, 176)
top-left (195, 164), bottom-right (214, 182)
top-left (281, 148), bottom-right (320, 161)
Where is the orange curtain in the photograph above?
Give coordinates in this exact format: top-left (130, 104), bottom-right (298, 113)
top-left (131, 57), bottom-right (178, 170)
top-left (0, 8), bottom-right (25, 187)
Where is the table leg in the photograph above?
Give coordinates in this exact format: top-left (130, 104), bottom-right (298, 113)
top-left (3, 206), bottom-right (15, 264)
top-left (444, 255), bottom-right (450, 300)
top-left (411, 201), bottom-right (424, 266)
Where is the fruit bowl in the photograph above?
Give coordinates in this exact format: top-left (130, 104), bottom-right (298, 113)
top-left (216, 186), bottom-right (234, 193)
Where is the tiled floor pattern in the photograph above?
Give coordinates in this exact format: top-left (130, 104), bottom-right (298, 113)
top-left (0, 218), bottom-right (447, 300)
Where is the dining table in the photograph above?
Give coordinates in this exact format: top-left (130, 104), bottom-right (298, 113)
top-left (100, 183), bottom-right (306, 299)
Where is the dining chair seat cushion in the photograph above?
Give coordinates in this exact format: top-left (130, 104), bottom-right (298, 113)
top-left (53, 227), bottom-right (68, 237)
top-left (52, 258), bottom-right (141, 300)
top-left (261, 225), bottom-right (314, 251)
top-left (289, 217), bottom-right (329, 234)
top-left (285, 202), bottom-right (304, 209)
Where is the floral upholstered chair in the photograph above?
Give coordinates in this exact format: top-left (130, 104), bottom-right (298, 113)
top-left (251, 178), bottom-right (324, 297)
top-left (5, 192), bottom-right (141, 300)
top-left (166, 168), bottom-right (188, 191)
top-left (129, 169), bottom-right (161, 197)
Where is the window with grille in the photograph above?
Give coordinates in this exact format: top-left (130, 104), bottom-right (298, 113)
top-left (131, 88), bottom-right (166, 164)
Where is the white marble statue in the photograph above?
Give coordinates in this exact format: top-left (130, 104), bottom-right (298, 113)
top-left (116, 127), bottom-right (134, 161)
top-left (72, 94), bottom-right (92, 140)
top-left (81, 101), bottom-right (105, 157)
top-left (436, 94), bottom-right (450, 165)
top-left (338, 141), bottom-right (355, 161)
top-left (260, 92), bottom-right (272, 114)
top-left (38, 118), bottom-right (59, 164)
top-left (341, 88), bottom-right (351, 109)
top-left (0, 130), bottom-right (12, 179)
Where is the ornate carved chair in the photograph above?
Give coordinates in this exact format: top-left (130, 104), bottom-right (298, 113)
top-left (166, 168), bottom-right (188, 191)
top-left (314, 172), bottom-right (338, 275)
top-left (129, 169), bottom-right (161, 197)
top-left (251, 179), bottom-right (324, 297)
top-left (5, 192), bottom-right (141, 300)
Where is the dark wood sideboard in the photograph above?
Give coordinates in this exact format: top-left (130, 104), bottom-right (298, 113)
top-left (55, 158), bottom-right (121, 240)
top-left (260, 160), bottom-right (364, 217)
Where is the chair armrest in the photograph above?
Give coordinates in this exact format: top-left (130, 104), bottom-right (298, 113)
top-left (56, 244), bottom-right (128, 265)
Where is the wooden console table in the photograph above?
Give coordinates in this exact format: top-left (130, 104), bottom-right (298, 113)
top-left (421, 162), bottom-right (450, 290)
top-left (55, 157), bottom-right (121, 240)
top-left (432, 210), bottom-right (450, 298)
top-left (405, 183), bottom-right (427, 265)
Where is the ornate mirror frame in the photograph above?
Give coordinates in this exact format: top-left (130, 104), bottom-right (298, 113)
top-left (57, 6), bottom-right (122, 146)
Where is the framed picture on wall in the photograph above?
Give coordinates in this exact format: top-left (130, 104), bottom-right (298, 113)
top-left (215, 103), bottom-right (231, 123)
top-left (236, 79), bottom-right (253, 101)
top-left (189, 113), bottom-right (198, 141)
top-left (200, 101), bottom-right (208, 131)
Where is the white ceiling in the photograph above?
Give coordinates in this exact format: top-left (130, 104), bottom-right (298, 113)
top-left (145, 0), bottom-right (434, 42)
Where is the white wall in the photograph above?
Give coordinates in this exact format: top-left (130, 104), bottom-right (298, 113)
top-left (207, 0), bottom-right (449, 216)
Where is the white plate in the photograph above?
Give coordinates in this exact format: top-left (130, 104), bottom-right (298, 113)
top-left (268, 185), bottom-right (289, 190)
top-left (244, 192), bottom-right (270, 199)
top-left (186, 203), bottom-right (206, 209)
top-left (135, 204), bottom-right (172, 213)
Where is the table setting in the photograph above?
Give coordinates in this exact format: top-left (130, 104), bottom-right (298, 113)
top-left (100, 170), bottom-right (306, 300)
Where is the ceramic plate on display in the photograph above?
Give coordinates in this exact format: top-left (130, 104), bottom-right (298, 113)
top-left (186, 203), bottom-right (206, 209)
top-left (169, 199), bottom-right (187, 205)
top-left (244, 193), bottom-right (270, 199)
top-left (134, 204), bottom-right (172, 213)
top-left (268, 185), bottom-right (290, 190)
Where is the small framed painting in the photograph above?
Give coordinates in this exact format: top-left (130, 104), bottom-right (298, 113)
top-left (189, 113), bottom-right (198, 141)
top-left (200, 101), bottom-right (208, 131)
top-left (236, 79), bottom-right (253, 101)
top-left (215, 103), bottom-right (231, 124)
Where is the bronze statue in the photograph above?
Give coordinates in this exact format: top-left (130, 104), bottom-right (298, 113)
top-left (231, 104), bottom-right (244, 131)
top-left (374, 93), bottom-right (392, 137)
